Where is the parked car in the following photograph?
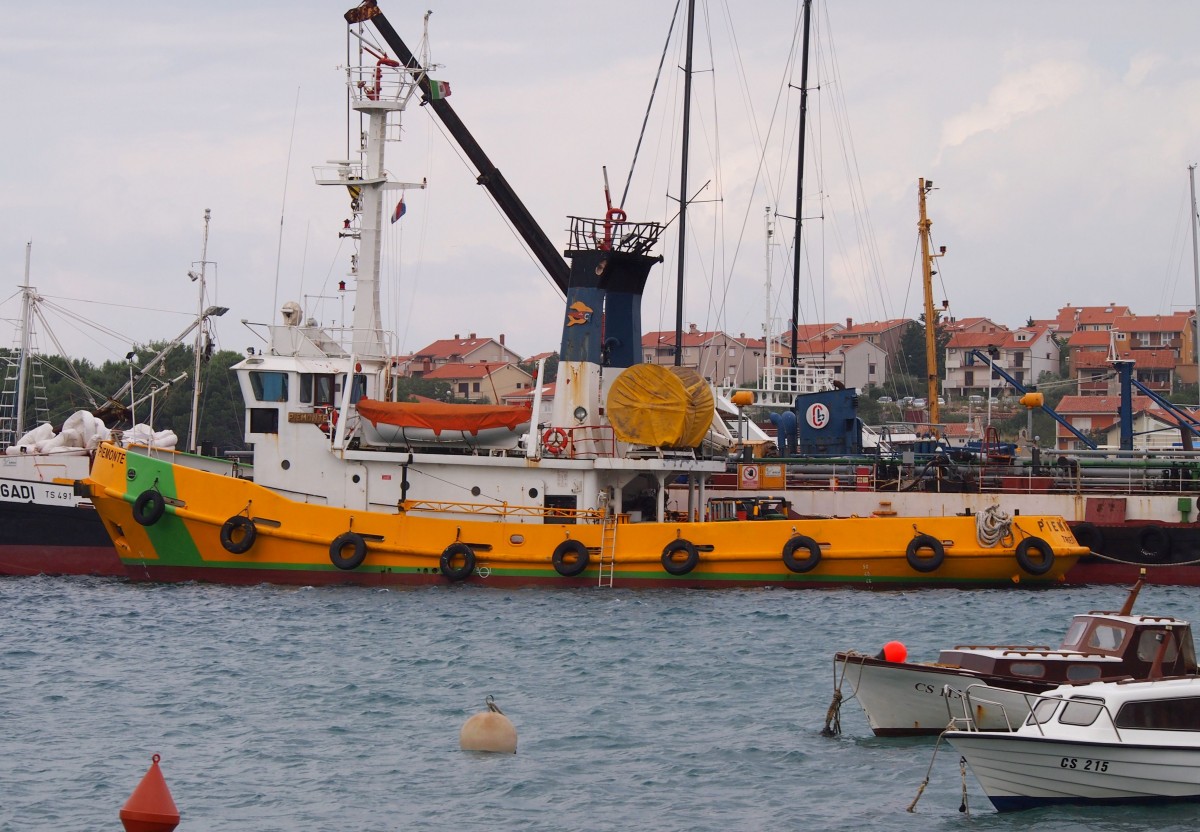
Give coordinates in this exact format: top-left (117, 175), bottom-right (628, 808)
top-left (899, 396), bottom-right (915, 406)
top-left (968, 395), bottom-right (984, 404)
top-left (878, 396), bottom-right (893, 404)
top-left (937, 397), bottom-right (945, 406)
top-left (912, 398), bottom-right (928, 408)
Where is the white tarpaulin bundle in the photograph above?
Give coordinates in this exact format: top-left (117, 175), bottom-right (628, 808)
top-left (5, 410), bottom-right (177, 455)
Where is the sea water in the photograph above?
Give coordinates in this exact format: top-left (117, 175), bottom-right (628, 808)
top-left (2, 578), bottom-right (1199, 831)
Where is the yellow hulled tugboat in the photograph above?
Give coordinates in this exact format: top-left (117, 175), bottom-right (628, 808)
top-left (81, 3), bottom-right (1085, 589)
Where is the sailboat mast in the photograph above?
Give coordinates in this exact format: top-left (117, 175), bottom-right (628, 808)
top-left (674, 0), bottom-right (696, 367)
top-left (918, 178), bottom-right (941, 424)
top-left (16, 243), bottom-right (33, 437)
top-left (188, 208), bottom-right (212, 453)
top-left (1189, 163), bottom-right (1200, 407)
top-left (790, 0), bottom-right (812, 364)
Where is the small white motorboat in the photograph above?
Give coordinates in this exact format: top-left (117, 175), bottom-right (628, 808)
top-left (828, 576), bottom-right (1197, 736)
top-left (944, 675), bottom-right (1200, 811)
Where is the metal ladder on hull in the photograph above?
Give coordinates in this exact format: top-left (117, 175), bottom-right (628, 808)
top-left (596, 514), bottom-right (618, 588)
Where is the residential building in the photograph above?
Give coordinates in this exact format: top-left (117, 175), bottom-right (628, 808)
top-left (421, 362), bottom-right (533, 403)
top-left (642, 325), bottom-right (761, 387)
top-left (943, 325), bottom-right (1057, 397)
top-left (1054, 394), bottom-right (1154, 451)
top-left (403, 333), bottom-right (522, 377)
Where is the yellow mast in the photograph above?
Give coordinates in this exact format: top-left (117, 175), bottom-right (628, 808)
top-left (917, 179), bottom-right (944, 425)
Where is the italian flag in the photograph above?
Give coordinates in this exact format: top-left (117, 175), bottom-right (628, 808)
top-left (429, 79), bottom-right (451, 101)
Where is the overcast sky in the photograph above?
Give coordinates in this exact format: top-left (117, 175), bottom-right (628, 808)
top-left (3, 1), bottom-right (1199, 366)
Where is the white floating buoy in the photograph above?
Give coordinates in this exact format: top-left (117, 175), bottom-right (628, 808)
top-left (460, 695), bottom-right (517, 754)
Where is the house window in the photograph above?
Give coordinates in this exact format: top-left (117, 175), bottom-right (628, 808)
top-left (728, 365), bottom-right (737, 377)
top-left (1014, 371), bottom-right (1024, 385)
top-left (1139, 332), bottom-right (1151, 347)
top-left (472, 382), bottom-right (481, 393)
top-left (729, 347), bottom-right (736, 358)
top-left (458, 383), bottom-right (469, 395)
top-left (1116, 332), bottom-right (1126, 340)
top-left (1013, 352), bottom-right (1024, 367)
top-left (1160, 333), bottom-right (1173, 346)
top-left (868, 363), bottom-right (876, 376)
top-left (965, 370), bottom-right (974, 386)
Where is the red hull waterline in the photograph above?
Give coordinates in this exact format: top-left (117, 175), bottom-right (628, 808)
top-left (0, 544), bottom-right (125, 578)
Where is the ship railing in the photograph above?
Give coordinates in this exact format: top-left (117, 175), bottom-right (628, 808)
top-left (400, 499), bottom-right (606, 523)
top-left (566, 216), bottom-right (663, 256)
top-left (555, 425), bottom-right (617, 460)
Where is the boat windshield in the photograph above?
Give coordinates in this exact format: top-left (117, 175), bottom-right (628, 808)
top-left (1060, 618), bottom-right (1089, 650)
top-left (1136, 629), bottom-right (1179, 663)
top-left (1085, 623), bottom-right (1128, 653)
top-left (1059, 696), bottom-right (1106, 727)
top-left (1027, 696), bottom-right (1062, 726)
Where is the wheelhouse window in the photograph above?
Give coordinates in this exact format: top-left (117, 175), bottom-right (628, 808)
top-left (1115, 696), bottom-right (1200, 730)
top-left (1065, 664), bottom-right (1101, 682)
top-left (1027, 697), bottom-right (1061, 725)
top-left (249, 371), bottom-right (288, 402)
top-left (1008, 662), bottom-right (1046, 678)
top-left (299, 373), bottom-right (336, 406)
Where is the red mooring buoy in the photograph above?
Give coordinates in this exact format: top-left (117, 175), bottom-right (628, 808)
top-left (119, 754), bottom-right (180, 832)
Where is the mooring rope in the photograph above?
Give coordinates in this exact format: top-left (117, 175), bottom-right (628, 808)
top-left (907, 732), bottom-right (950, 812)
top-left (975, 504), bottom-right (1012, 548)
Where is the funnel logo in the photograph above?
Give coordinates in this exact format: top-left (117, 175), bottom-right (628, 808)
top-left (566, 301), bottom-right (594, 327)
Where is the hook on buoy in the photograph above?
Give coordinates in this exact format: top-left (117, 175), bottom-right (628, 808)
top-left (120, 753), bottom-right (180, 832)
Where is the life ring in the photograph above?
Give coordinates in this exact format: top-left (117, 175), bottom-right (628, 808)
top-left (905, 534), bottom-right (945, 573)
top-left (1138, 526), bottom-right (1172, 562)
top-left (440, 542), bottom-right (476, 581)
top-left (329, 532), bottom-right (367, 570)
top-left (552, 539), bottom-right (590, 577)
top-left (1015, 536), bottom-right (1055, 576)
top-left (782, 535), bottom-right (822, 573)
top-left (132, 490), bottom-right (166, 526)
top-left (661, 538), bottom-right (699, 575)
top-left (542, 427), bottom-right (570, 456)
top-left (1070, 522), bottom-right (1104, 554)
top-left (220, 515), bottom-right (258, 554)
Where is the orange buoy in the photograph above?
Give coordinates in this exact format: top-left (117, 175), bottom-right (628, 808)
top-left (119, 754), bottom-right (180, 832)
top-left (877, 640), bottom-right (908, 663)
top-left (460, 696), bottom-right (517, 754)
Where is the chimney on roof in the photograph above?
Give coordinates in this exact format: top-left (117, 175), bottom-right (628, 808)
top-left (846, 317), bottom-right (853, 328)
top-left (688, 323), bottom-right (699, 335)
top-left (454, 333), bottom-right (460, 339)
top-left (499, 333), bottom-right (505, 346)
top-left (469, 332), bottom-right (476, 339)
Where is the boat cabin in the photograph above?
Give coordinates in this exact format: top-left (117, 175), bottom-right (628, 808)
top-left (936, 612), bottom-right (1197, 685)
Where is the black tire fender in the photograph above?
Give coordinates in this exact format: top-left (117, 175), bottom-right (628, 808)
top-left (905, 534), bottom-right (945, 573)
top-left (220, 515), bottom-right (258, 555)
top-left (329, 532), bottom-right (367, 570)
top-left (132, 490), bottom-right (166, 526)
top-left (782, 535), bottom-right (822, 573)
top-left (440, 542), bottom-right (476, 581)
top-left (661, 538), bottom-right (700, 576)
top-left (1016, 536), bottom-right (1055, 576)
top-left (1138, 526), bottom-right (1171, 562)
top-left (1070, 521), bottom-right (1104, 554)
top-left (552, 539), bottom-right (590, 577)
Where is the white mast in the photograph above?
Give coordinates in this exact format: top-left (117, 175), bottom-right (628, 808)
top-left (188, 208), bottom-right (212, 453)
top-left (16, 243), bottom-right (34, 436)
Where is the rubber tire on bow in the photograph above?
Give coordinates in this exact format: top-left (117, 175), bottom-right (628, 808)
top-left (1070, 521), bottom-right (1104, 555)
top-left (1015, 536), bottom-right (1055, 576)
top-left (220, 515), bottom-right (258, 555)
top-left (329, 532), bottom-right (367, 571)
top-left (782, 535), bottom-right (822, 573)
top-left (132, 490), bottom-right (166, 526)
top-left (661, 539), bottom-right (700, 576)
top-left (552, 539), bottom-right (590, 577)
top-left (440, 542), bottom-right (476, 581)
top-left (905, 534), bottom-right (945, 573)
top-left (1138, 526), bottom-right (1171, 562)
